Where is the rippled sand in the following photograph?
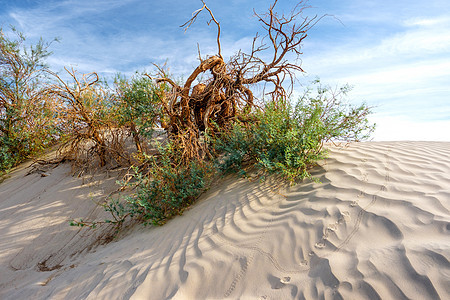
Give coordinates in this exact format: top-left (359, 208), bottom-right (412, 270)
top-left (1, 142), bottom-right (449, 299)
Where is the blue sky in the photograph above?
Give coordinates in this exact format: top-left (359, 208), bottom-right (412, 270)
top-left (1, 0), bottom-right (449, 141)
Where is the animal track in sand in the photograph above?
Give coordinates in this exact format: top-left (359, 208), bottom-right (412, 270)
top-left (314, 211), bottom-right (351, 250)
top-left (221, 214), bottom-right (311, 297)
top-left (222, 191), bottom-right (275, 298)
top-left (221, 188), bottom-right (314, 297)
top-left (222, 217), bottom-right (273, 297)
top-left (334, 146), bottom-right (392, 252)
top-left (221, 146), bottom-right (393, 297)
top-left (313, 146), bottom-right (392, 255)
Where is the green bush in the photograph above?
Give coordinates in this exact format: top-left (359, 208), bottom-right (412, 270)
top-left (216, 80), bottom-right (374, 182)
top-left (0, 27), bottom-right (58, 172)
top-left (122, 142), bottom-right (213, 225)
top-left (114, 73), bottom-right (165, 153)
top-left (71, 161), bottom-right (212, 228)
top-left (70, 141), bottom-right (215, 229)
top-left (0, 137), bottom-right (18, 171)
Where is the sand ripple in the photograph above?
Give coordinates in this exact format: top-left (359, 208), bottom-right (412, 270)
top-left (0, 142), bottom-right (449, 299)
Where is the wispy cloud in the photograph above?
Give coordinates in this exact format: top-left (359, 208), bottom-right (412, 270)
top-left (304, 14), bottom-right (450, 69)
top-left (8, 0), bottom-right (137, 35)
top-left (1, 0), bottom-right (449, 140)
top-left (403, 16), bottom-right (450, 27)
top-left (302, 13), bottom-right (450, 125)
top-left (3, 0), bottom-right (256, 78)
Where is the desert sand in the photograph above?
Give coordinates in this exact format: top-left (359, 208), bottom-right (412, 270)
top-left (0, 141), bottom-right (449, 299)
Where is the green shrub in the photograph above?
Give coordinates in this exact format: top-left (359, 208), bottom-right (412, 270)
top-left (296, 80), bottom-right (374, 142)
top-left (216, 80), bottom-right (374, 182)
top-left (0, 137), bottom-right (18, 171)
top-left (71, 141), bottom-right (214, 228)
top-left (123, 142), bottom-right (214, 225)
top-left (0, 27), bottom-right (58, 172)
top-left (114, 73), bottom-right (165, 153)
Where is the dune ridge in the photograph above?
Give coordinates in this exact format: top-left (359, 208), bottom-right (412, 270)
top-left (0, 141), bottom-right (449, 299)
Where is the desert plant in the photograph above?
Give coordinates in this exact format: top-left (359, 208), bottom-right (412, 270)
top-left (150, 0), bottom-right (322, 165)
top-left (216, 80), bottom-right (375, 182)
top-left (46, 68), bottom-right (126, 167)
top-left (0, 27), bottom-right (58, 172)
top-left (120, 141), bottom-right (214, 225)
top-left (114, 73), bottom-right (164, 154)
top-left (295, 80), bottom-right (375, 142)
top-left (71, 140), bottom-right (214, 228)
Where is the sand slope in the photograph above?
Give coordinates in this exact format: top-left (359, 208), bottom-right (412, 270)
top-left (1, 142), bottom-right (449, 299)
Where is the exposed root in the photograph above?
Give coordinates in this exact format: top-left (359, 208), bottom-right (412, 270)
top-left (150, 0), bottom-right (319, 164)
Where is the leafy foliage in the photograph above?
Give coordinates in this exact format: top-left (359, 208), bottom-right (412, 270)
top-left (0, 27), bottom-right (58, 172)
top-left (216, 81), bottom-right (375, 182)
top-left (114, 73), bottom-right (164, 153)
top-left (123, 144), bottom-right (213, 225)
top-left (71, 141), bottom-right (213, 228)
top-left (296, 80), bottom-right (374, 142)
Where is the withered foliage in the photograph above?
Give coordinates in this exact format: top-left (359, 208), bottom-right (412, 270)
top-left (45, 68), bottom-right (128, 168)
top-left (151, 0), bottom-right (319, 164)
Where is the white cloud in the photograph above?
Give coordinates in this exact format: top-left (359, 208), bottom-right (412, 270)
top-left (304, 16), bottom-right (450, 72)
top-left (371, 115), bottom-right (450, 141)
top-left (299, 12), bottom-right (450, 141)
top-left (345, 59), bottom-right (450, 84)
top-left (2, 0), bottom-right (449, 142)
top-left (403, 16), bottom-right (450, 27)
top-left (8, 0), bottom-right (137, 37)
top-left (378, 27), bottom-right (450, 57)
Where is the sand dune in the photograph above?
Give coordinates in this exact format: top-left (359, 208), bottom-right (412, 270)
top-left (0, 142), bottom-right (449, 299)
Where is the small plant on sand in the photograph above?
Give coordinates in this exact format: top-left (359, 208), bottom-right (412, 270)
top-left (216, 80), bottom-right (374, 182)
top-left (122, 143), bottom-right (214, 225)
top-left (71, 140), bottom-right (214, 228)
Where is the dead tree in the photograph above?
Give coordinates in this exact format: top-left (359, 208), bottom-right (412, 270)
top-left (151, 0), bottom-right (319, 163)
top-left (46, 68), bottom-right (124, 167)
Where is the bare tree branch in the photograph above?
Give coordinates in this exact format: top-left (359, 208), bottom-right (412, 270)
top-left (180, 1), bottom-right (222, 58)
top-left (151, 1), bottom-right (320, 164)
